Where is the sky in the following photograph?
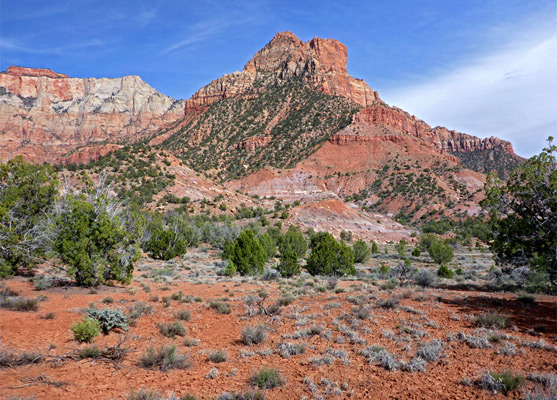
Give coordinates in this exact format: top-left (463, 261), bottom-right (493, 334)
top-left (1, 0), bottom-right (555, 158)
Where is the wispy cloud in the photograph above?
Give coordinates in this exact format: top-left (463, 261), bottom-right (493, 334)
top-left (162, 19), bottom-right (228, 54)
top-left (383, 25), bottom-right (557, 158)
top-left (0, 37), bottom-right (104, 55)
top-left (135, 4), bottom-right (161, 27)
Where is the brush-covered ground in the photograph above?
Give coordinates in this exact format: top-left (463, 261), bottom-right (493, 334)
top-left (1, 245), bottom-right (555, 400)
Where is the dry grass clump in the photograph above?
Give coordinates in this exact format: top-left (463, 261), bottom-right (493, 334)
top-left (250, 367), bottom-right (284, 389)
top-left (139, 345), bottom-right (190, 371)
top-left (157, 322), bottom-right (186, 338)
top-left (242, 324), bottom-right (267, 346)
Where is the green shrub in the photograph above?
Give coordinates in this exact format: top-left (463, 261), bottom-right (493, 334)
top-left (175, 309), bottom-right (191, 321)
top-left (139, 345), bottom-right (190, 371)
top-left (278, 226), bottom-right (307, 258)
top-left (395, 239), bottom-right (407, 257)
top-left (53, 194), bottom-right (140, 286)
top-left (250, 367), bottom-right (284, 389)
top-left (77, 345), bottom-right (102, 360)
top-left (224, 260), bottom-right (237, 276)
top-left (306, 232), bottom-right (355, 276)
top-left (371, 240), bottom-right (379, 254)
top-left (85, 308), bottom-right (128, 334)
top-left (485, 370), bottom-right (524, 394)
top-left (157, 321), bottom-right (186, 338)
top-left (353, 239), bottom-right (371, 263)
top-left (411, 247), bottom-right (421, 257)
top-left (0, 157), bottom-right (58, 276)
top-left (209, 349), bottom-right (228, 363)
top-left (209, 301), bottom-right (231, 314)
top-left (475, 313), bottom-right (509, 329)
top-left (258, 233), bottom-right (277, 261)
top-left (340, 230), bottom-right (353, 242)
top-left (71, 317), bottom-right (101, 343)
top-left (143, 227), bottom-right (187, 260)
top-left (277, 245), bottom-right (301, 277)
top-left (437, 264), bottom-right (455, 279)
top-left (228, 229), bottom-right (266, 275)
top-left (428, 240), bottom-right (454, 266)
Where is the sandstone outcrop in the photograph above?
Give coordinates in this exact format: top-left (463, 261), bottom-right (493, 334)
top-left (185, 31), bottom-right (381, 110)
top-left (0, 66), bottom-right (185, 163)
top-left (232, 136), bottom-right (273, 150)
top-left (352, 104), bottom-right (518, 156)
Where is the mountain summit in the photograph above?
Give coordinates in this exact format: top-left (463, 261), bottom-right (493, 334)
top-left (186, 32), bottom-right (381, 110)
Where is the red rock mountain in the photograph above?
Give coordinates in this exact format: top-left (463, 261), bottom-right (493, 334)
top-left (0, 31), bottom-right (529, 237)
top-left (185, 31), bottom-right (381, 110)
top-left (0, 66), bottom-right (184, 163)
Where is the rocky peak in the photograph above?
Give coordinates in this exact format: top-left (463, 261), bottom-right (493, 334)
top-left (186, 31), bottom-right (381, 110)
top-left (243, 31), bottom-right (348, 76)
top-left (5, 65), bottom-right (68, 79)
top-left (0, 67), bottom-right (185, 163)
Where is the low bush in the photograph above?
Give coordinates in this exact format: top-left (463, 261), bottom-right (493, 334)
top-left (85, 308), bottom-right (128, 334)
top-left (157, 321), bottom-right (186, 338)
top-left (474, 313), bottom-right (509, 329)
top-left (139, 345), bottom-right (190, 371)
top-left (216, 391), bottom-right (266, 400)
top-left (413, 269), bottom-right (436, 287)
top-left (175, 309), bottom-right (191, 321)
top-left (0, 295), bottom-right (39, 312)
top-left (416, 340), bottom-right (444, 362)
top-left (71, 317), bottom-right (101, 343)
top-left (242, 324), bottom-right (267, 346)
top-left (479, 370), bottom-right (523, 395)
top-left (210, 301), bottom-right (231, 314)
top-left (209, 349), bottom-right (228, 363)
top-left (437, 264), bottom-right (455, 279)
top-left (250, 367), bottom-right (284, 389)
top-left (376, 297), bottom-right (399, 309)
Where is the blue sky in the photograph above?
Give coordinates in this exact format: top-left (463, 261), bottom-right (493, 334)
top-left (1, 0), bottom-right (555, 157)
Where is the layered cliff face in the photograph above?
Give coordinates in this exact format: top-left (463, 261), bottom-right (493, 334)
top-left (0, 66), bottom-right (185, 163)
top-left (350, 104), bottom-right (523, 178)
top-left (185, 31), bottom-right (381, 110)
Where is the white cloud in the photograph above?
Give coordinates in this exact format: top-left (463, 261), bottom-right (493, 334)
top-left (162, 19), bottom-right (227, 54)
top-left (382, 27), bottom-right (557, 158)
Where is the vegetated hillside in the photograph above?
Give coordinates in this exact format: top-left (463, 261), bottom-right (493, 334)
top-left (450, 145), bottom-right (524, 180)
top-left (227, 112), bottom-right (487, 224)
top-left (62, 145), bottom-right (178, 207)
top-left (162, 78), bottom-right (360, 181)
top-left (1, 31), bottom-right (528, 231)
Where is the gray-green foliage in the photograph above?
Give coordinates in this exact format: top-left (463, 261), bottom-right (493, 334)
top-left (85, 307), bottom-right (128, 334)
